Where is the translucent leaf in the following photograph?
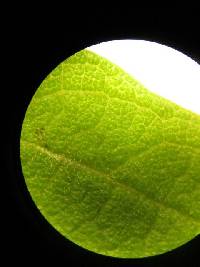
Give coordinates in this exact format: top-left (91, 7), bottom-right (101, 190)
top-left (20, 49), bottom-right (200, 258)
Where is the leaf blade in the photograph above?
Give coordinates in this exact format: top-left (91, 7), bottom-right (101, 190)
top-left (20, 49), bottom-right (200, 258)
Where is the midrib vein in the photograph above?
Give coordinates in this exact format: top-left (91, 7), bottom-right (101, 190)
top-left (22, 139), bottom-right (200, 226)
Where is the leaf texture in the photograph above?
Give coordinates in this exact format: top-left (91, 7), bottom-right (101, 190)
top-left (20, 49), bottom-right (200, 258)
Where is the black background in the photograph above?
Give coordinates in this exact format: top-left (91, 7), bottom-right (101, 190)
top-left (3, 6), bottom-right (200, 267)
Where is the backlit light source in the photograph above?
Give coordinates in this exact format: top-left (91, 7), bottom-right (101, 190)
top-left (88, 40), bottom-right (200, 115)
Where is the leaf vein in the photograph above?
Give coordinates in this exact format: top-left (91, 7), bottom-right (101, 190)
top-left (22, 140), bottom-right (200, 225)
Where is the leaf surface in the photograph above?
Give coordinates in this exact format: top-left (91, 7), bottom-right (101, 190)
top-left (20, 49), bottom-right (200, 258)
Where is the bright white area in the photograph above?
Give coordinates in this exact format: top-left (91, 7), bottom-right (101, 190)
top-left (87, 40), bottom-right (200, 115)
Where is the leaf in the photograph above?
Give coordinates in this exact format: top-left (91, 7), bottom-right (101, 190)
top-left (20, 49), bottom-right (200, 258)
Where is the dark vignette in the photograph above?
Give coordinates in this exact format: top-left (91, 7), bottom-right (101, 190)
top-left (3, 7), bottom-right (200, 267)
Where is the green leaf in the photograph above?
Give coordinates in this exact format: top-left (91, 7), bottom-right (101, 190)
top-left (20, 49), bottom-right (200, 258)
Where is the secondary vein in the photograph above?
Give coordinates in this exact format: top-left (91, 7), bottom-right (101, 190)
top-left (21, 139), bottom-right (200, 226)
